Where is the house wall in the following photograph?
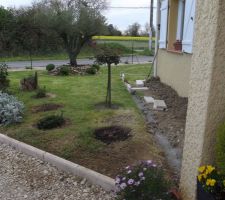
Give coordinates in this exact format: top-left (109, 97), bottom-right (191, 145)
top-left (157, 49), bottom-right (191, 97)
top-left (180, 0), bottom-right (225, 199)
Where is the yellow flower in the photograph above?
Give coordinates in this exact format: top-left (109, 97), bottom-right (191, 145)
top-left (206, 179), bottom-right (216, 187)
top-left (202, 173), bottom-right (208, 179)
top-left (198, 175), bottom-right (203, 182)
top-left (198, 166), bottom-right (206, 173)
top-left (207, 165), bottom-right (215, 174)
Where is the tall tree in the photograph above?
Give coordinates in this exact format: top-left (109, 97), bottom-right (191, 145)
top-left (36, 0), bottom-right (107, 67)
top-left (0, 7), bottom-right (16, 56)
top-left (14, 7), bottom-right (43, 69)
top-left (125, 22), bottom-right (141, 37)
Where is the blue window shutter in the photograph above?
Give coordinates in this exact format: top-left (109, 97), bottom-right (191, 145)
top-left (182, 0), bottom-right (196, 53)
top-left (159, 0), bottom-right (169, 49)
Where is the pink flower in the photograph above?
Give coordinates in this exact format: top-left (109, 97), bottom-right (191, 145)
top-left (138, 172), bottom-right (144, 177)
top-left (128, 179), bottom-right (134, 185)
top-left (120, 182), bottom-right (127, 189)
top-left (115, 177), bottom-right (121, 184)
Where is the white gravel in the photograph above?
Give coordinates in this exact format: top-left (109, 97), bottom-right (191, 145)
top-left (0, 143), bottom-right (114, 200)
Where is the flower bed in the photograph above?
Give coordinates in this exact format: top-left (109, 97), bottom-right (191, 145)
top-left (197, 165), bottom-right (225, 200)
top-left (115, 160), bottom-right (173, 200)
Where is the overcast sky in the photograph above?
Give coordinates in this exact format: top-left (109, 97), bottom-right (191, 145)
top-left (0, 0), bottom-right (154, 32)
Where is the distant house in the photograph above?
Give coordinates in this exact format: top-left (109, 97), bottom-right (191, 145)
top-left (156, 0), bottom-right (196, 97)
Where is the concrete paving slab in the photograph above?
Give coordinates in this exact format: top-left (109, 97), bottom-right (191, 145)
top-left (153, 100), bottom-right (167, 111)
top-left (136, 80), bottom-right (145, 87)
top-left (131, 87), bottom-right (149, 91)
top-left (144, 96), bottom-right (155, 104)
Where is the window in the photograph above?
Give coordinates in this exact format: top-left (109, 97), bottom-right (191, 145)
top-left (159, 0), bottom-right (196, 53)
top-left (182, 0), bottom-right (196, 53)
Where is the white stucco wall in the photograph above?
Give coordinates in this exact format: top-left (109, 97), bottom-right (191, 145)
top-left (180, 0), bottom-right (225, 199)
top-left (157, 49), bottom-right (192, 97)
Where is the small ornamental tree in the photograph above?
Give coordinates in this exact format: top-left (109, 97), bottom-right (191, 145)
top-left (95, 46), bottom-right (120, 108)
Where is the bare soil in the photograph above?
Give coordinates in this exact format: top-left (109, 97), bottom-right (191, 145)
top-left (47, 112), bottom-right (166, 178)
top-left (132, 77), bottom-right (188, 181)
top-left (32, 103), bottom-right (63, 113)
top-left (94, 126), bottom-right (131, 144)
top-left (145, 77), bottom-right (188, 149)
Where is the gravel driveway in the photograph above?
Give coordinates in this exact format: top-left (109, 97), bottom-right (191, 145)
top-left (0, 143), bottom-right (113, 200)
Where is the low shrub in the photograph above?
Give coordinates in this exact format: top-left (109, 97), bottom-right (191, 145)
top-left (0, 63), bottom-right (10, 90)
top-left (35, 87), bottom-right (47, 98)
top-left (59, 66), bottom-right (70, 76)
top-left (92, 64), bottom-right (100, 71)
top-left (216, 122), bottom-right (225, 174)
top-left (0, 92), bottom-right (24, 125)
top-left (115, 160), bottom-right (172, 200)
top-left (46, 64), bottom-right (55, 71)
top-left (37, 112), bottom-right (65, 130)
top-left (86, 67), bottom-right (97, 75)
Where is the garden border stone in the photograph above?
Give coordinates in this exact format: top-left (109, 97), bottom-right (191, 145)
top-left (0, 133), bottom-right (115, 192)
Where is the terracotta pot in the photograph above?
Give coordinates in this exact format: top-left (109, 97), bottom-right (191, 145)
top-left (169, 188), bottom-right (182, 200)
top-left (173, 40), bottom-right (182, 51)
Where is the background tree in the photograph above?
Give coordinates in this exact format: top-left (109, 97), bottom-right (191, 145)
top-left (125, 22), bottom-right (141, 37)
top-left (0, 7), bottom-right (16, 56)
top-left (140, 23), bottom-right (156, 37)
top-left (106, 24), bottom-right (122, 36)
top-left (95, 46), bottom-right (120, 108)
top-left (35, 0), bottom-right (107, 67)
top-left (14, 8), bottom-right (42, 69)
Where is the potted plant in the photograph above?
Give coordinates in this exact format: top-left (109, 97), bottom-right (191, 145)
top-left (173, 40), bottom-right (182, 51)
top-left (197, 165), bottom-right (225, 200)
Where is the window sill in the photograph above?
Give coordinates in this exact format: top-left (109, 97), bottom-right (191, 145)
top-left (166, 49), bottom-right (183, 54)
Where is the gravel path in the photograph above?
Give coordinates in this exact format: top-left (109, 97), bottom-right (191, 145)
top-left (0, 143), bottom-right (114, 200)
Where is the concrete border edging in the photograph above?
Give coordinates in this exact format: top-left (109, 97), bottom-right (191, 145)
top-left (0, 133), bottom-right (115, 192)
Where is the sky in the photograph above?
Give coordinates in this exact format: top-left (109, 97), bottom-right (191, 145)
top-left (0, 0), bottom-right (154, 32)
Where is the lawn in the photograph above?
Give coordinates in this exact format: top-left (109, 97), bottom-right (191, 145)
top-left (0, 41), bottom-right (154, 62)
top-left (0, 64), bottom-right (163, 177)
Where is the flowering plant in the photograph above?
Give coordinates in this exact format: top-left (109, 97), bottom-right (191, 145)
top-left (115, 160), bottom-right (172, 200)
top-left (198, 165), bottom-right (225, 199)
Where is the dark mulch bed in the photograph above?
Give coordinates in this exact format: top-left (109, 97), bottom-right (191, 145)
top-left (94, 126), bottom-right (132, 144)
top-left (32, 103), bottom-right (63, 113)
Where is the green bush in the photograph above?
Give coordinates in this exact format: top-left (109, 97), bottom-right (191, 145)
top-left (37, 113), bottom-right (65, 130)
top-left (59, 66), bottom-right (70, 76)
top-left (46, 64), bottom-right (55, 71)
top-left (35, 87), bottom-right (46, 98)
top-left (92, 64), bottom-right (100, 71)
top-left (86, 67), bottom-right (97, 75)
top-left (0, 92), bottom-right (24, 125)
top-left (0, 63), bottom-right (10, 90)
top-left (115, 160), bottom-right (172, 200)
top-left (98, 43), bottom-right (132, 55)
top-left (216, 122), bottom-right (225, 174)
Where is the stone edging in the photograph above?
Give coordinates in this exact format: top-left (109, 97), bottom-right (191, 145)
top-left (0, 133), bottom-right (115, 192)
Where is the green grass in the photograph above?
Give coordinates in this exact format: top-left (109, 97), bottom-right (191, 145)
top-left (0, 40), bottom-right (154, 62)
top-left (0, 64), bottom-right (161, 176)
